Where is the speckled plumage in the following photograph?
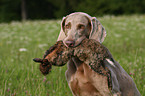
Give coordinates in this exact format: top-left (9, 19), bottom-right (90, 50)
top-left (34, 38), bottom-right (112, 89)
top-left (33, 38), bottom-right (141, 96)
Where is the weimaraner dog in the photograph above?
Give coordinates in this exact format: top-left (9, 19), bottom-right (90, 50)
top-left (53, 12), bottom-right (140, 96)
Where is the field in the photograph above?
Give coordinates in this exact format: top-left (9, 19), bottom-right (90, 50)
top-left (0, 15), bottom-right (145, 96)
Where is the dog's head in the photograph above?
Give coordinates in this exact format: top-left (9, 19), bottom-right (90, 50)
top-left (57, 12), bottom-right (106, 47)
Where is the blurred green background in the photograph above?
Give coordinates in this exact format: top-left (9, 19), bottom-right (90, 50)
top-left (0, 0), bottom-right (145, 22)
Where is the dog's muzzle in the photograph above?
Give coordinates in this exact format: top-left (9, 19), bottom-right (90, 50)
top-left (65, 40), bottom-right (75, 47)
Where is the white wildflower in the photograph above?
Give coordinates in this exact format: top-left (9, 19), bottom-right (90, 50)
top-left (8, 83), bottom-right (12, 86)
top-left (7, 41), bottom-right (12, 44)
top-left (114, 34), bottom-right (122, 37)
top-left (19, 48), bottom-right (27, 52)
top-left (38, 44), bottom-right (48, 48)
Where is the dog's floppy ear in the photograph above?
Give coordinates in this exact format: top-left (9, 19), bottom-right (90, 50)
top-left (89, 17), bottom-right (106, 43)
top-left (57, 17), bottom-right (67, 41)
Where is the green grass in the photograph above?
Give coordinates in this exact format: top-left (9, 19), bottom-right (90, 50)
top-left (0, 15), bottom-right (145, 96)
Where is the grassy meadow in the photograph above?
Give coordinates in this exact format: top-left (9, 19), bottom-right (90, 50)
top-left (0, 15), bottom-right (145, 96)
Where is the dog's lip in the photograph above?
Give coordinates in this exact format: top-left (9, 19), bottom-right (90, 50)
top-left (63, 40), bottom-right (83, 48)
top-left (63, 41), bottom-right (69, 47)
top-left (66, 43), bottom-right (80, 48)
top-left (63, 42), bottom-right (75, 48)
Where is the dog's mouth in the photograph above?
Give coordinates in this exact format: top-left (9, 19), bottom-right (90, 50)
top-left (63, 41), bottom-right (79, 48)
top-left (65, 40), bottom-right (75, 47)
top-left (64, 37), bottom-right (86, 48)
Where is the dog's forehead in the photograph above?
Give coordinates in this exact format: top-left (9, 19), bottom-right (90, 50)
top-left (65, 14), bottom-right (89, 25)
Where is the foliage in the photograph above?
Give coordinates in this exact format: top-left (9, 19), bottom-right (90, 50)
top-left (0, 0), bottom-right (21, 22)
top-left (0, 0), bottom-right (145, 22)
top-left (0, 15), bottom-right (145, 95)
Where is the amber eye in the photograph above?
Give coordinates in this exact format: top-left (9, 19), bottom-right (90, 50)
top-left (65, 23), bottom-right (71, 29)
top-left (65, 25), bottom-right (70, 29)
top-left (78, 24), bottom-right (85, 30)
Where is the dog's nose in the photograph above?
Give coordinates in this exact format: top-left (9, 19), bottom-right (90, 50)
top-left (65, 40), bottom-right (75, 47)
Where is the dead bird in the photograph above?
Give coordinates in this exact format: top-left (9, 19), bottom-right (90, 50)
top-left (33, 38), bottom-right (140, 96)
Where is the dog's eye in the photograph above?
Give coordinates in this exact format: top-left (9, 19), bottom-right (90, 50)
top-left (65, 23), bottom-right (71, 29)
top-left (65, 25), bottom-right (70, 29)
top-left (78, 24), bottom-right (85, 30)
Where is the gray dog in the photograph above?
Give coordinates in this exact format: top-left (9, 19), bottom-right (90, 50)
top-left (51, 12), bottom-right (140, 96)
